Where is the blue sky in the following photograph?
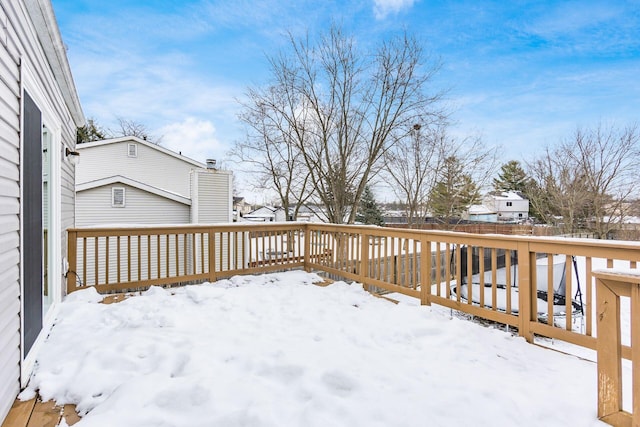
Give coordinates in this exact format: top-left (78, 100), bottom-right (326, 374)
top-left (52, 0), bottom-right (640, 199)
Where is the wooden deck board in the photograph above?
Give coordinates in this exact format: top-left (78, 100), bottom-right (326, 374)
top-left (1, 398), bottom-right (36, 427)
top-left (62, 405), bottom-right (81, 425)
top-left (26, 399), bottom-right (60, 427)
top-left (2, 397), bottom-right (80, 427)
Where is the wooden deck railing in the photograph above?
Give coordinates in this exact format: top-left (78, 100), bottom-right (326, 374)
top-left (67, 222), bottom-right (640, 426)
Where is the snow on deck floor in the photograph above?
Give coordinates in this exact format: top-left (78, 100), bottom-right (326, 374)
top-left (25, 271), bottom-right (606, 427)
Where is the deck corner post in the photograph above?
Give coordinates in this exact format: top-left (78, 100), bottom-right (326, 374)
top-left (516, 241), bottom-right (534, 343)
top-left (66, 229), bottom-right (78, 295)
top-left (592, 271), bottom-right (640, 426)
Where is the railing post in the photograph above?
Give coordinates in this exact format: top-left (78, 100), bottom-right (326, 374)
top-left (517, 241), bottom-right (534, 343)
top-left (304, 224), bottom-right (311, 272)
top-left (66, 229), bottom-right (77, 294)
top-left (208, 227), bottom-right (217, 283)
top-left (361, 233), bottom-right (369, 292)
top-left (420, 236), bottom-right (431, 306)
top-left (593, 271), bottom-right (640, 427)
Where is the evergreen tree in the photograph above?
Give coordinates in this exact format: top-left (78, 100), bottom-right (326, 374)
top-left (356, 185), bottom-right (385, 226)
top-left (493, 160), bottom-right (529, 193)
top-left (76, 118), bottom-right (107, 144)
top-left (429, 156), bottom-right (480, 224)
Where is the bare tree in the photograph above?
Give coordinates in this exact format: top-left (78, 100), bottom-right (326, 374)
top-left (232, 85), bottom-right (312, 221)
top-left (527, 124), bottom-right (640, 237)
top-left (528, 149), bottom-right (591, 234)
top-left (385, 122), bottom-right (496, 228)
top-left (570, 124), bottom-right (640, 237)
top-left (111, 117), bottom-right (162, 144)
top-left (235, 26), bottom-right (445, 224)
top-left (384, 123), bottom-right (444, 227)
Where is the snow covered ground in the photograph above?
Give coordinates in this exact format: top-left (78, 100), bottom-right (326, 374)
top-left (25, 270), bottom-right (610, 427)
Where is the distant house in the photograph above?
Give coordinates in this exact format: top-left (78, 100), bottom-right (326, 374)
top-left (483, 191), bottom-right (529, 223)
top-left (0, 0), bottom-right (85, 422)
top-left (233, 197), bottom-right (253, 221)
top-left (464, 205), bottom-right (498, 222)
top-left (294, 204), bottom-right (327, 223)
top-left (243, 206), bottom-right (289, 222)
top-left (76, 137), bottom-right (232, 226)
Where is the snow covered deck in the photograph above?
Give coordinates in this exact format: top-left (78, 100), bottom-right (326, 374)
top-left (60, 222), bottom-right (640, 426)
top-left (13, 271), bottom-right (623, 426)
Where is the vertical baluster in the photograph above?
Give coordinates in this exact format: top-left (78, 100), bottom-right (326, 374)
top-left (467, 246), bottom-right (473, 306)
top-left (157, 234), bottom-right (161, 279)
top-left (455, 244), bottom-right (462, 303)
top-left (127, 236), bottom-right (131, 283)
top-left (183, 234), bottom-right (187, 275)
top-left (445, 244), bottom-right (451, 299)
top-left (505, 250), bottom-right (512, 314)
top-left (175, 234), bottom-right (180, 277)
top-left (200, 233), bottom-right (205, 274)
top-left (105, 236), bottom-right (110, 284)
top-left (165, 234), bottom-right (169, 277)
top-left (586, 257), bottom-right (592, 336)
top-left (547, 253), bottom-right (554, 326)
top-left (82, 237), bottom-right (87, 287)
top-left (413, 240), bottom-right (418, 290)
top-left (392, 237), bottom-right (398, 284)
top-left (491, 249), bottom-right (497, 311)
top-left (479, 247), bottom-right (485, 308)
top-left (565, 254), bottom-right (573, 330)
top-left (436, 244), bottom-right (441, 297)
top-left (116, 236), bottom-right (121, 283)
top-left (421, 238), bottom-right (432, 305)
top-left (137, 235), bottom-right (141, 282)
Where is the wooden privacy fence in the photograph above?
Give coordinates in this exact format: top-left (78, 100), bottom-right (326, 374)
top-left (67, 223), bottom-right (640, 426)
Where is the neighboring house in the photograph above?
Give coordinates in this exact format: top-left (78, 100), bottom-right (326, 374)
top-left (243, 206), bottom-right (288, 222)
top-left (464, 205), bottom-right (499, 223)
top-left (0, 0), bottom-right (85, 422)
top-left (75, 137), bottom-right (233, 226)
top-left (483, 191), bottom-right (529, 223)
top-left (294, 204), bottom-right (328, 223)
top-left (233, 196), bottom-right (252, 221)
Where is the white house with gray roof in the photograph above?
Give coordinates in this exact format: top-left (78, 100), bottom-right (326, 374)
top-left (75, 136), bottom-right (233, 226)
top-left (483, 191), bottom-right (529, 223)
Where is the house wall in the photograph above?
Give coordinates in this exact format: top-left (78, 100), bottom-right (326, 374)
top-left (494, 200), bottom-right (529, 221)
top-left (484, 194), bottom-right (529, 221)
top-left (77, 140), bottom-right (201, 198)
top-left (0, 0), bottom-right (81, 421)
top-left (191, 170), bottom-right (232, 223)
top-left (77, 184), bottom-right (190, 227)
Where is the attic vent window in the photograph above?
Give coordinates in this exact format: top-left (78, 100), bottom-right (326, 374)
top-left (112, 187), bottom-right (126, 207)
top-left (127, 143), bottom-right (138, 157)
top-left (506, 201), bottom-right (513, 207)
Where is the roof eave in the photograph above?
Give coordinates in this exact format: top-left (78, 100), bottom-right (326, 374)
top-left (24, 0), bottom-right (85, 127)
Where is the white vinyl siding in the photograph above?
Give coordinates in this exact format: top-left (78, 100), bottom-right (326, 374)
top-left (191, 170), bottom-right (232, 223)
top-left (0, 0), bottom-right (82, 420)
top-left (0, 1), bottom-right (28, 419)
top-left (76, 184), bottom-right (190, 227)
top-left (77, 141), bottom-right (201, 198)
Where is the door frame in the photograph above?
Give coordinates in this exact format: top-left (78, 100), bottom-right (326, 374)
top-left (20, 62), bottom-right (63, 386)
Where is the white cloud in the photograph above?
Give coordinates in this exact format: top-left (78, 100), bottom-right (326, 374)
top-left (158, 118), bottom-right (223, 164)
top-left (373, 0), bottom-right (416, 19)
